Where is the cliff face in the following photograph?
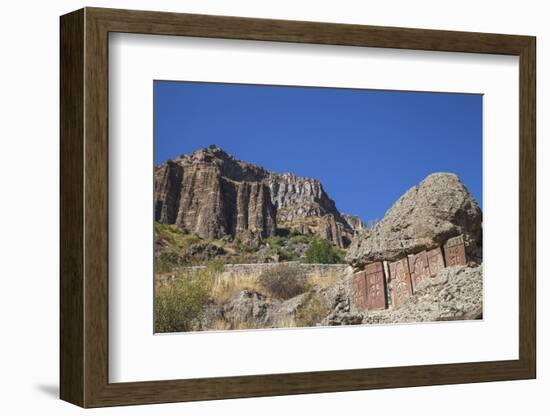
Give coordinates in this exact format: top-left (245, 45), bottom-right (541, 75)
top-left (154, 147), bottom-right (357, 247)
top-left (264, 172), bottom-right (354, 247)
top-left (341, 214), bottom-right (367, 235)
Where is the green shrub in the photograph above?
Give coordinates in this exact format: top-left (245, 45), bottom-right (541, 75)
top-left (264, 236), bottom-right (297, 261)
top-left (154, 222), bottom-right (203, 271)
top-left (154, 222), bottom-right (200, 248)
top-left (155, 251), bottom-right (181, 274)
top-left (154, 273), bottom-right (212, 333)
top-left (288, 234), bottom-right (310, 245)
top-left (304, 238), bottom-right (344, 264)
top-left (266, 236), bottom-right (284, 249)
top-left (258, 263), bottom-right (308, 300)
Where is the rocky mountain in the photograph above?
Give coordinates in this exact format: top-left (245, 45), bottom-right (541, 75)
top-left (155, 146), bottom-right (359, 247)
top-left (346, 173), bottom-right (482, 267)
top-left (156, 171), bottom-right (484, 332)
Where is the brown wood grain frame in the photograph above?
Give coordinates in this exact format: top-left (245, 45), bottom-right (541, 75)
top-left (60, 7), bottom-right (536, 408)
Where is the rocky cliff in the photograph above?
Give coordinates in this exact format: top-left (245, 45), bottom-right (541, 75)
top-left (346, 173), bottom-right (482, 267)
top-left (341, 214), bottom-right (367, 235)
top-left (155, 146), bottom-right (358, 247)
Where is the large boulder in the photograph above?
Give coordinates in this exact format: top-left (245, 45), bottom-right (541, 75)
top-left (222, 290), bottom-right (274, 327)
top-left (346, 173), bottom-right (482, 267)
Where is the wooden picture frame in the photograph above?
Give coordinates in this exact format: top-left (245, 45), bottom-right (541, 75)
top-left (60, 7), bottom-right (536, 408)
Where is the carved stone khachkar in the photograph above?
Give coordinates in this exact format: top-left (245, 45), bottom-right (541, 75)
top-left (352, 235), bottom-right (473, 312)
top-left (353, 262), bottom-right (386, 311)
top-left (444, 235), bottom-right (467, 266)
top-left (408, 251), bottom-right (428, 291)
top-left (365, 262), bottom-right (386, 311)
top-left (408, 247), bottom-right (445, 291)
top-left (389, 258), bottom-right (413, 309)
top-left (427, 247), bottom-right (446, 274)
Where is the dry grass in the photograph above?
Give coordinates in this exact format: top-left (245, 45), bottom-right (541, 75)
top-left (231, 321), bottom-right (262, 330)
top-left (154, 271), bottom-right (213, 333)
top-left (306, 270), bottom-right (341, 290)
top-left (207, 319), bottom-right (266, 331)
top-left (210, 274), bottom-right (264, 304)
top-left (295, 291), bottom-right (330, 327)
top-left (209, 319), bottom-right (232, 331)
top-left (155, 261), bottom-right (345, 332)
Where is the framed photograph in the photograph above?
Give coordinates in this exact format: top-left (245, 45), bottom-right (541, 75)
top-left (60, 7), bottom-right (536, 408)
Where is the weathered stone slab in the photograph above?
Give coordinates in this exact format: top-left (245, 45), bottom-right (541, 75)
top-left (444, 235), bottom-right (467, 266)
top-left (389, 258), bottom-right (413, 309)
top-left (408, 251), bottom-right (429, 291)
top-left (364, 262), bottom-right (386, 311)
top-left (352, 271), bottom-right (368, 312)
top-left (426, 246), bottom-right (445, 276)
top-left (408, 247), bottom-right (446, 291)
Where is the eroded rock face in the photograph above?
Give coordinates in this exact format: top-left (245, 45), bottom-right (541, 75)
top-left (346, 173), bottom-right (482, 267)
top-left (363, 265), bottom-right (483, 324)
top-left (180, 243), bottom-right (226, 264)
top-left (222, 290), bottom-right (274, 327)
top-left (155, 148), bottom-right (277, 245)
top-left (323, 264), bottom-right (482, 325)
top-left (264, 172), bottom-right (354, 247)
top-left (341, 214), bottom-right (367, 234)
top-left (155, 147), bottom-right (357, 246)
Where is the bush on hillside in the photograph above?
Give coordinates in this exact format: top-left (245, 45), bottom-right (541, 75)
top-left (154, 272), bottom-right (212, 333)
top-left (258, 263), bottom-right (308, 300)
top-left (304, 238), bottom-right (344, 264)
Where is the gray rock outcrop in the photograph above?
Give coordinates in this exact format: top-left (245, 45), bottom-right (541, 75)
top-left (341, 214), bottom-right (367, 235)
top-left (197, 263), bottom-right (482, 330)
top-left (321, 264), bottom-right (482, 325)
top-left (346, 173), bottom-right (482, 267)
top-left (363, 265), bottom-right (483, 323)
top-left (223, 290), bottom-right (274, 327)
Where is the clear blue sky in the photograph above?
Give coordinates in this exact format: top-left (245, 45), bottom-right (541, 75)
top-left (154, 81), bottom-right (482, 223)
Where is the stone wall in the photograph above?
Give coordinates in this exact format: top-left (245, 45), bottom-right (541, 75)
top-left (161, 261), bottom-right (350, 284)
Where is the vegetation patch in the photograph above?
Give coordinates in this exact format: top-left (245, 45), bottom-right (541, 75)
top-left (154, 268), bottom-right (214, 333)
top-left (258, 263), bottom-right (308, 300)
top-left (154, 222), bottom-right (202, 272)
top-left (295, 290), bottom-right (330, 327)
top-left (304, 238), bottom-right (344, 264)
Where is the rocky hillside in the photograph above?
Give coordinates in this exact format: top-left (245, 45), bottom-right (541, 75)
top-left (166, 263), bottom-right (482, 331)
top-left (155, 146), bottom-right (359, 247)
top-left (155, 171), bottom-right (484, 332)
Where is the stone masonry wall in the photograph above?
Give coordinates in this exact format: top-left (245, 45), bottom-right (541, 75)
top-left (161, 262), bottom-right (350, 285)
